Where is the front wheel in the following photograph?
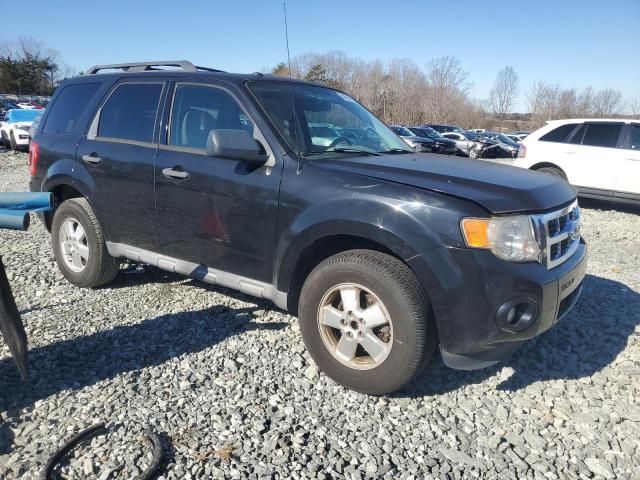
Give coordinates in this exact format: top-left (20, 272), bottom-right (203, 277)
top-left (298, 250), bottom-right (436, 395)
top-left (469, 147), bottom-right (479, 159)
top-left (51, 198), bottom-right (119, 288)
top-left (9, 132), bottom-right (17, 150)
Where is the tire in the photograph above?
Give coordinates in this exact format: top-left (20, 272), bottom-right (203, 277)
top-left (298, 249), bottom-right (436, 395)
top-left (469, 148), bottom-right (479, 159)
top-left (536, 166), bottom-right (566, 179)
top-left (51, 198), bottom-right (119, 288)
top-left (9, 132), bottom-right (17, 150)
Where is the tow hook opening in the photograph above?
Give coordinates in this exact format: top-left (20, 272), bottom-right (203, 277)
top-left (496, 297), bottom-right (538, 332)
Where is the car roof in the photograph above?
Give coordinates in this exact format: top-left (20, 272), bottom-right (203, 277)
top-left (63, 69), bottom-right (323, 89)
top-left (546, 118), bottom-right (636, 124)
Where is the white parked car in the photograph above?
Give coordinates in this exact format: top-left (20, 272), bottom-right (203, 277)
top-left (514, 119), bottom-right (640, 202)
top-left (0, 109), bottom-right (41, 150)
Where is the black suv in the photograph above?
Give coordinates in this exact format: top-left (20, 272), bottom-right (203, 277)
top-left (28, 61), bottom-right (587, 394)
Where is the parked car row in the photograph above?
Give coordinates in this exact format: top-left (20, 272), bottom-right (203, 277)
top-left (388, 123), bottom-right (529, 159)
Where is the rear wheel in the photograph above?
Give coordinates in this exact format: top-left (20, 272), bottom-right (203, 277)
top-left (51, 198), bottom-right (119, 288)
top-left (298, 250), bottom-right (436, 395)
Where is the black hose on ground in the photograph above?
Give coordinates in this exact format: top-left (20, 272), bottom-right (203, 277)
top-left (41, 423), bottom-right (164, 480)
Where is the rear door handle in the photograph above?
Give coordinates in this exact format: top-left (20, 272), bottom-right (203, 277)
top-left (81, 154), bottom-right (102, 164)
top-left (162, 167), bottom-right (190, 180)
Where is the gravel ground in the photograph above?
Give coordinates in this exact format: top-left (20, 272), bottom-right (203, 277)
top-left (1, 148), bottom-right (639, 480)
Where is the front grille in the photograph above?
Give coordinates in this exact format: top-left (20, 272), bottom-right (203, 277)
top-left (533, 200), bottom-right (581, 269)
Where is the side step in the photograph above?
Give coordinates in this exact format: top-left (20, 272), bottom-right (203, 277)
top-left (106, 243), bottom-right (287, 310)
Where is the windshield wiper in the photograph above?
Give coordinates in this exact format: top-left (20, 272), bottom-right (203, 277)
top-left (322, 147), bottom-right (381, 156)
top-left (379, 148), bottom-right (413, 154)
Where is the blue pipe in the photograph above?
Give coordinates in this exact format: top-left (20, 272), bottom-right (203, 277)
top-left (0, 209), bottom-right (30, 231)
top-left (0, 192), bottom-right (53, 212)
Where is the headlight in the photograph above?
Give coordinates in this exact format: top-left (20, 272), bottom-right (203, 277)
top-left (403, 138), bottom-right (417, 148)
top-left (461, 215), bottom-right (540, 262)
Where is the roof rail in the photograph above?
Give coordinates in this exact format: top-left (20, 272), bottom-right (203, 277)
top-left (86, 60), bottom-right (224, 75)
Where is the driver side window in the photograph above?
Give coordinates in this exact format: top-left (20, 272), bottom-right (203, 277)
top-left (170, 85), bottom-right (254, 150)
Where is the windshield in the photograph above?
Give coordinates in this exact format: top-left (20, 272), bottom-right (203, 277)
top-left (462, 132), bottom-right (478, 140)
top-left (249, 82), bottom-right (411, 157)
top-left (393, 126), bottom-right (414, 137)
top-left (497, 134), bottom-right (515, 144)
top-left (7, 109), bottom-right (41, 123)
top-left (420, 127), bottom-right (440, 138)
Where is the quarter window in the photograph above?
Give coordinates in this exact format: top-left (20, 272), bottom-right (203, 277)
top-left (98, 83), bottom-right (163, 143)
top-left (581, 124), bottom-right (622, 148)
top-left (42, 83), bottom-right (100, 135)
top-left (539, 123), bottom-right (578, 143)
top-left (169, 85), bottom-right (254, 150)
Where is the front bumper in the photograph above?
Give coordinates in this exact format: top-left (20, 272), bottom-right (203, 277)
top-left (408, 239), bottom-right (587, 370)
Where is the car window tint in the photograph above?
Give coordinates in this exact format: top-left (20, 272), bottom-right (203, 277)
top-left (628, 125), bottom-right (640, 150)
top-left (539, 123), bottom-right (578, 143)
top-left (42, 83), bottom-right (100, 135)
top-left (98, 83), bottom-right (162, 142)
top-left (581, 124), bottom-right (622, 148)
top-left (568, 125), bottom-right (587, 144)
top-left (169, 85), bottom-right (253, 150)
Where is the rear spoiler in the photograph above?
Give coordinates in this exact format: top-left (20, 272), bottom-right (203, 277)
top-left (0, 192), bottom-right (52, 379)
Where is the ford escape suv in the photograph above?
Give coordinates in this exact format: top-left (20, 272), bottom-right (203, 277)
top-left (28, 61), bottom-right (587, 395)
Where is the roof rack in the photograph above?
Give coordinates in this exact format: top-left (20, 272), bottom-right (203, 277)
top-left (86, 60), bottom-right (224, 75)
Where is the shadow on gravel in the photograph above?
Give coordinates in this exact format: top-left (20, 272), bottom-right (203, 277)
top-left (0, 304), bottom-right (286, 416)
top-left (401, 274), bottom-right (640, 396)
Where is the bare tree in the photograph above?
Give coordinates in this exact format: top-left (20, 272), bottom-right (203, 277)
top-left (488, 66), bottom-right (519, 132)
top-left (592, 88), bottom-right (623, 116)
top-left (630, 97), bottom-right (640, 118)
top-left (424, 56), bottom-right (469, 122)
top-left (526, 80), bottom-right (547, 128)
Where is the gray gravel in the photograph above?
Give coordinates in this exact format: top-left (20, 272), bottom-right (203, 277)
top-left (1, 148), bottom-right (639, 479)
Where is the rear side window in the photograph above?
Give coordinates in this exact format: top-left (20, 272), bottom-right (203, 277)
top-left (539, 123), bottom-right (578, 143)
top-left (42, 83), bottom-right (100, 135)
top-left (628, 125), bottom-right (640, 150)
top-left (98, 83), bottom-right (163, 143)
top-left (581, 124), bottom-right (622, 148)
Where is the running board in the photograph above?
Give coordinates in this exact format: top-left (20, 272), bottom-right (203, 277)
top-left (106, 242), bottom-right (288, 310)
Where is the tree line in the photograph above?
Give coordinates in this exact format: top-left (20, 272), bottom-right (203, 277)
top-left (270, 51), bottom-right (637, 131)
top-left (0, 37), bottom-right (76, 96)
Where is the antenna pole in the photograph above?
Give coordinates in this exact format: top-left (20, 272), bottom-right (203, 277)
top-left (284, 1), bottom-right (292, 77)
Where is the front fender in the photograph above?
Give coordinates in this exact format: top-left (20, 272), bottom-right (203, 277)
top-left (274, 180), bottom-right (480, 292)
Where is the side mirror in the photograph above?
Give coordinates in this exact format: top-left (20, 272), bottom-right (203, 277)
top-left (206, 129), bottom-right (268, 166)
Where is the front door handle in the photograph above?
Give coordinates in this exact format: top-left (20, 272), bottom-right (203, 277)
top-left (162, 167), bottom-right (190, 180)
top-left (626, 157), bottom-right (640, 162)
top-left (81, 154), bottom-right (102, 164)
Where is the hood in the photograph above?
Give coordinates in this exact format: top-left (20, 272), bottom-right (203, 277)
top-left (313, 153), bottom-right (576, 214)
top-left (432, 137), bottom-right (457, 146)
top-left (12, 122), bottom-right (32, 131)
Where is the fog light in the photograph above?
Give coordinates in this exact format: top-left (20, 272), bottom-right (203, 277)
top-left (496, 298), bottom-right (538, 332)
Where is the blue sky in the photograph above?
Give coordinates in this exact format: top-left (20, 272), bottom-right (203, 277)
top-left (3, 0), bottom-right (638, 110)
